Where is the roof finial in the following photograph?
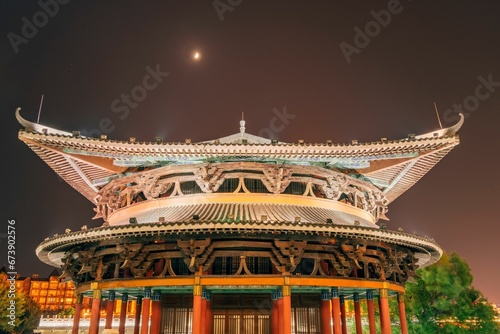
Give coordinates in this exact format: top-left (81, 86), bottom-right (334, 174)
top-left (240, 112), bottom-right (245, 136)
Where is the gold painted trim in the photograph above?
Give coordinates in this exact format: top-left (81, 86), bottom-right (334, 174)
top-left (76, 276), bottom-right (405, 294)
top-left (193, 285), bottom-right (202, 296)
top-left (93, 289), bottom-right (101, 299)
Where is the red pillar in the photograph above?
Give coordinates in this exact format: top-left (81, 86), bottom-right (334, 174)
top-left (134, 296), bottom-right (142, 334)
top-left (366, 290), bottom-right (376, 334)
top-left (118, 293), bottom-right (128, 334)
top-left (320, 291), bottom-right (332, 334)
top-left (339, 296), bottom-right (347, 334)
top-left (192, 285), bottom-right (203, 334)
top-left (200, 291), bottom-right (207, 334)
top-left (89, 289), bottom-right (102, 334)
top-left (282, 286), bottom-right (292, 334)
top-left (72, 294), bottom-right (83, 334)
top-left (272, 291), bottom-right (280, 334)
top-left (141, 288), bottom-right (151, 334)
top-left (398, 293), bottom-right (408, 334)
top-left (277, 291), bottom-right (284, 334)
top-left (353, 293), bottom-right (362, 334)
top-left (379, 289), bottom-right (391, 334)
top-left (331, 289), bottom-right (341, 334)
top-left (105, 290), bottom-right (116, 329)
top-left (204, 291), bottom-right (212, 334)
top-left (150, 291), bottom-right (162, 334)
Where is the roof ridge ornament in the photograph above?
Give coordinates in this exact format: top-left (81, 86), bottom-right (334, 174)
top-left (415, 113), bottom-right (464, 140)
top-left (240, 112), bottom-right (245, 136)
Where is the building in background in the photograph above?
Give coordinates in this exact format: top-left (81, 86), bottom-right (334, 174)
top-left (10, 268), bottom-right (76, 313)
top-left (17, 109), bottom-right (463, 334)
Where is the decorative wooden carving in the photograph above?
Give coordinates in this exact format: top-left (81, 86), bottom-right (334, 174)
top-left (93, 162), bottom-right (388, 222)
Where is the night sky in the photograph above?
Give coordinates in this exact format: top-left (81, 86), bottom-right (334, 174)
top-left (1, 2), bottom-right (499, 303)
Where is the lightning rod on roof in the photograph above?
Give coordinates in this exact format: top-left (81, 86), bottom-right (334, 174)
top-left (37, 94), bottom-right (44, 124)
top-left (434, 101), bottom-right (443, 129)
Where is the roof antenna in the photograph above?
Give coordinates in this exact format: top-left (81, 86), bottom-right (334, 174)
top-left (37, 94), bottom-right (44, 124)
top-left (434, 101), bottom-right (443, 129)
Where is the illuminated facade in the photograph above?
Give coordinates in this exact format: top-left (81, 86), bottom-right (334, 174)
top-left (17, 109), bottom-right (463, 334)
top-left (10, 269), bottom-right (76, 312)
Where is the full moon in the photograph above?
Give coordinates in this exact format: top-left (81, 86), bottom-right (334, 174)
top-left (193, 52), bottom-right (200, 60)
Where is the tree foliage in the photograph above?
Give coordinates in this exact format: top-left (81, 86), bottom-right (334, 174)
top-left (57, 306), bottom-right (75, 317)
top-left (0, 273), bottom-right (41, 334)
top-left (405, 252), bottom-right (499, 333)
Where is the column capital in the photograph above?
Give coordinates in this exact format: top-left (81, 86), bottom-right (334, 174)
top-left (366, 290), bottom-right (374, 300)
top-left (193, 285), bottom-right (202, 296)
top-left (276, 289), bottom-right (283, 299)
top-left (321, 290), bottom-right (331, 301)
top-left (353, 292), bottom-right (360, 302)
top-left (282, 285), bottom-right (291, 297)
top-left (397, 292), bottom-right (405, 303)
top-left (76, 294), bottom-right (83, 304)
top-left (331, 287), bottom-right (339, 298)
top-left (153, 291), bottom-right (161, 302)
top-left (93, 289), bottom-right (101, 300)
top-left (143, 288), bottom-right (151, 299)
top-left (379, 288), bottom-right (388, 299)
top-left (340, 295), bottom-right (345, 305)
top-left (108, 290), bottom-right (116, 301)
top-left (121, 292), bottom-right (129, 302)
top-left (136, 296), bottom-right (143, 306)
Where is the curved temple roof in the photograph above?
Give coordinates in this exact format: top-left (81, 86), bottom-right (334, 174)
top-left (16, 108), bottom-right (463, 206)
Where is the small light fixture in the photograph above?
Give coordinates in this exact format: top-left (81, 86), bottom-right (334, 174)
top-left (192, 215), bottom-right (199, 220)
top-left (129, 217), bottom-right (137, 224)
top-left (326, 218), bottom-right (333, 224)
top-left (72, 131), bottom-right (80, 137)
top-left (261, 215), bottom-right (267, 221)
top-left (326, 139), bottom-right (332, 145)
top-left (155, 137), bottom-right (163, 144)
top-left (380, 223), bottom-right (387, 230)
top-left (354, 220), bottom-right (360, 226)
top-left (185, 138), bottom-right (191, 144)
top-left (158, 217), bottom-right (165, 222)
top-left (298, 139), bottom-right (304, 145)
top-left (294, 217), bottom-right (301, 223)
top-left (351, 139), bottom-right (358, 145)
top-left (81, 225), bottom-right (87, 231)
top-left (408, 133), bottom-right (415, 140)
top-left (129, 137), bottom-right (136, 143)
top-left (271, 139), bottom-right (278, 145)
top-left (65, 228), bottom-right (71, 234)
top-left (380, 137), bottom-right (387, 142)
top-left (100, 134), bottom-right (107, 140)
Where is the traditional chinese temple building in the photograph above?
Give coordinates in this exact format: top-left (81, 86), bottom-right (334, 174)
top-left (17, 109), bottom-right (463, 334)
